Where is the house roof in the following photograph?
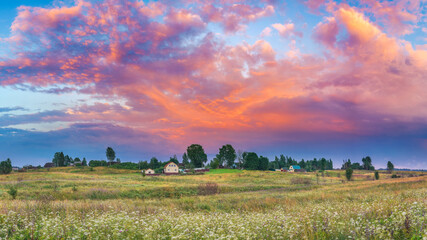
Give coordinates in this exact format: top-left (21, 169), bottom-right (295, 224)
top-left (164, 162), bottom-right (178, 168)
top-left (291, 165), bottom-right (301, 169)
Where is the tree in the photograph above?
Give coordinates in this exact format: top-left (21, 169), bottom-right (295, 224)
top-left (169, 155), bottom-right (179, 165)
top-left (345, 168), bottom-right (353, 181)
top-left (362, 156), bottom-right (373, 170)
top-left (64, 155), bottom-right (72, 166)
top-left (375, 171), bottom-right (379, 180)
top-left (320, 158), bottom-right (327, 171)
top-left (82, 158), bottom-right (87, 166)
top-left (237, 150), bottom-right (243, 169)
top-left (243, 152), bottom-right (259, 170)
top-left (216, 144), bottom-right (237, 168)
top-left (0, 158), bottom-right (12, 174)
top-left (387, 161), bottom-right (394, 173)
top-left (106, 147), bottom-right (116, 162)
top-left (341, 159), bottom-right (351, 170)
top-left (138, 161), bottom-right (148, 170)
top-left (149, 157), bottom-right (159, 169)
top-left (210, 158), bottom-right (220, 169)
top-left (299, 159), bottom-right (306, 169)
top-left (74, 157), bottom-right (81, 163)
top-left (187, 144), bottom-right (207, 168)
top-left (258, 156), bottom-right (269, 170)
top-left (182, 153), bottom-right (190, 168)
top-left (53, 152), bottom-right (65, 167)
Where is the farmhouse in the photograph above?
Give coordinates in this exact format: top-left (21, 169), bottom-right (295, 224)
top-left (164, 162), bottom-right (179, 174)
top-left (44, 162), bottom-right (55, 168)
top-left (144, 168), bottom-right (155, 175)
top-left (289, 165), bottom-right (301, 172)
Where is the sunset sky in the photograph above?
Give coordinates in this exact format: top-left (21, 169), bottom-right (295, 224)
top-left (0, 0), bottom-right (426, 168)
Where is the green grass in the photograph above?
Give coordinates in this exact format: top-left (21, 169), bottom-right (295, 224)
top-left (205, 168), bottom-right (243, 174)
top-left (0, 167), bottom-right (425, 239)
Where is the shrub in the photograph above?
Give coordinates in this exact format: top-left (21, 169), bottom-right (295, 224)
top-left (111, 162), bottom-right (139, 170)
top-left (345, 168), bottom-right (353, 181)
top-left (7, 185), bottom-right (18, 200)
top-left (375, 171), bottom-right (379, 180)
top-left (198, 182), bottom-right (219, 195)
top-left (290, 177), bottom-right (312, 185)
top-left (391, 174), bottom-right (401, 178)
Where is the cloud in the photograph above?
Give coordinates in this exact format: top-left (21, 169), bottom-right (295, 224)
top-left (260, 27), bottom-right (272, 37)
top-left (0, 107), bottom-right (27, 113)
top-left (0, 0), bottom-right (426, 166)
top-left (271, 22), bottom-right (303, 38)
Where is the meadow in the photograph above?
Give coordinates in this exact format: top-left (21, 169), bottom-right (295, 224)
top-left (0, 167), bottom-right (426, 239)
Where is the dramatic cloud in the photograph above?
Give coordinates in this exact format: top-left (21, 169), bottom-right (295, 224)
top-left (0, 0), bottom-right (426, 167)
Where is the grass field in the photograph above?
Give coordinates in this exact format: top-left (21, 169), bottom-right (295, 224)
top-left (0, 167), bottom-right (426, 239)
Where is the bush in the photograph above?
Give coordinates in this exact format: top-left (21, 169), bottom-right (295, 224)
top-left (345, 168), bottom-right (353, 181)
top-left (7, 185), bottom-right (18, 200)
top-left (89, 160), bottom-right (107, 167)
top-left (391, 174), bottom-right (401, 178)
top-left (290, 177), bottom-right (312, 185)
top-left (375, 171), bottom-right (379, 180)
top-left (0, 158), bottom-right (12, 174)
top-left (111, 162), bottom-right (139, 170)
top-left (198, 182), bottom-right (219, 195)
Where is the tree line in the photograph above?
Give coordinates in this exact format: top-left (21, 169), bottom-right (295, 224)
top-left (52, 152), bottom-right (87, 167)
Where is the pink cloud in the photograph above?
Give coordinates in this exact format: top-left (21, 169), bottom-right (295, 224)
top-left (0, 0), bottom-right (426, 156)
top-left (271, 23), bottom-right (303, 38)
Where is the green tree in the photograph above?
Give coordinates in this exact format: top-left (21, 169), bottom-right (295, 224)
top-left (139, 161), bottom-right (148, 170)
top-left (374, 171), bottom-right (379, 180)
top-left (258, 156), bottom-right (269, 170)
top-left (0, 158), bottom-right (12, 174)
top-left (216, 144), bottom-right (237, 168)
top-left (341, 159), bottom-right (351, 170)
top-left (82, 158), bottom-right (87, 166)
top-left (182, 153), bottom-right (190, 168)
top-left (320, 158), bottom-right (327, 170)
top-left (169, 155), bottom-right (179, 165)
top-left (187, 144), bottom-right (207, 168)
top-left (299, 159), bottom-right (306, 169)
top-left (149, 157), bottom-right (159, 169)
top-left (387, 161), bottom-right (394, 173)
top-left (243, 152), bottom-right (259, 170)
top-left (64, 155), bottom-right (72, 166)
top-left (53, 152), bottom-right (65, 167)
top-left (237, 150), bottom-right (243, 169)
top-left (106, 147), bottom-right (116, 162)
top-left (362, 156), bottom-right (373, 170)
top-left (345, 168), bottom-right (353, 181)
top-left (210, 158), bottom-right (220, 169)
top-left (74, 157), bottom-right (81, 163)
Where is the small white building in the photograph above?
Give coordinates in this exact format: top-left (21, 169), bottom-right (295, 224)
top-left (164, 162), bottom-right (179, 174)
top-left (144, 169), bottom-right (155, 175)
top-left (289, 165), bottom-right (301, 172)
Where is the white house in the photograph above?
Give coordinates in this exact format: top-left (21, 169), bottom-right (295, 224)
top-left (289, 165), bottom-right (301, 172)
top-left (144, 169), bottom-right (155, 175)
top-left (164, 162), bottom-right (179, 174)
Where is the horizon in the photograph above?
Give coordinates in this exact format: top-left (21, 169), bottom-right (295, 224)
top-left (1, 0), bottom-right (426, 169)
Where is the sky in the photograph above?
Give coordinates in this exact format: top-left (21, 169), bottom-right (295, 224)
top-left (0, 0), bottom-right (426, 169)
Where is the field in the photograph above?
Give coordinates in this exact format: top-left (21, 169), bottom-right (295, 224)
top-left (0, 167), bottom-right (426, 239)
